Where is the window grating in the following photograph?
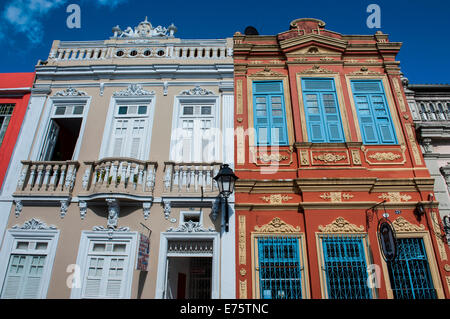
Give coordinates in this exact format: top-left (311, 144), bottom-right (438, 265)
top-left (257, 236), bottom-right (302, 299)
top-left (321, 234), bottom-right (372, 299)
top-left (387, 238), bottom-right (437, 299)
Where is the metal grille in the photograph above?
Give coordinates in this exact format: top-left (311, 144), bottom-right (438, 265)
top-left (387, 238), bottom-right (437, 299)
top-left (257, 236), bottom-right (302, 299)
top-left (189, 257), bottom-right (212, 299)
top-left (321, 235), bottom-right (372, 299)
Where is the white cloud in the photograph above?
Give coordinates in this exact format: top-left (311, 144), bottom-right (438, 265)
top-left (1, 0), bottom-right (128, 45)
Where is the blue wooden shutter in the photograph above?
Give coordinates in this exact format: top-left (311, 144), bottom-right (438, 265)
top-left (253, 81), bottom-right (288, 145)
top-left (351, 80), bottom-right (397, 144)
top-left (302, 79), bottom-right (344, 143)
top-left (321, 93), bottom-right (344, 142)
top-left (305, 93), bottom-right (325, 142)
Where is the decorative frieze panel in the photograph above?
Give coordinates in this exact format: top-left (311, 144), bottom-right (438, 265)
top-left (113, 84), bottom-right (154, 97)
top-left (167, 239), bottom-right (214, 255)
top-left (239, 280), bottom-right (248, 299)
top-left (254, 217), bottom-right (300, 233)
top-left (350, 149), bottom-right (362, 165)
top-left (248, 67), bottom-right (286, 78)
top-left (179, 86), bottom-right (215, 96)
top-left (378, 192), bottom-right (412, 203)
top-left (12, 218), bottom-right (56, 230)
top-left (311, 150), bottom-right (349, 165)
top-left (362, 146), bottom-right (406, 165)
top-left (392, 217), bottom-right (425, 232)
top-left (236, 80), bottom-right (243, 115)
top-left (405, 124), bottom-right (423, 166)
top-left (299, 65), bottom-right (337, 74)
top-left (320, 192), bottom-right (354, 202)
top-left (239, 215), bottom-right (246, 265)
top-left (249, 147), bottom-right (293, 166)
top-left (260, 194), bottom-right (293, 204)
top-left (167, 220), bottom-right (215, 233)
top-left (318, 217), bottom-right (364, 233)
top-left (54, 87), bottom-right (87, 97)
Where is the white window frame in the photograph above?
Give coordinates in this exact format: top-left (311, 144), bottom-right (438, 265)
top-left (0, 227), bottom-right (60, 299)
top-left (170, 95), bottom-right (221, 163)
top-left (32, 96), bottom-right (91, 161)
top-left (70, 231), bottom-right (138, 299)
top-left (99, 96), bottom-right (155, 161)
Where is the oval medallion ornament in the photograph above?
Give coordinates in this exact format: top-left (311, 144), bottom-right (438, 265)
top-left (378, 219), bottom-right (397, 262)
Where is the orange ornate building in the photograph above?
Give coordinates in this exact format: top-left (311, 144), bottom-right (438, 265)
top-left (233, 18), bottom-right (450, 299)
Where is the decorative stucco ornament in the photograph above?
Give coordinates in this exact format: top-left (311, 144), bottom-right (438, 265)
top-left (112, 17), bottom-right (177, 38)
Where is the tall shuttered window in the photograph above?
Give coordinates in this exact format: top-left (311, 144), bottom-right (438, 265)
top-left (0, 104), bottom-right (15, 147)
top-left (320, 234), bottom-right (372, 299)
top-left (108, 104), bottom-right (150, 159)
top-left (301, 79), bottom-right (345, 143)
top-left (351, 80), bottom-right (397, 144)
top-left (82, 241), bottom-right (132, 299)
top-left (174, 104), bottom-right (216, 162)
top-left (387, 238), bottom-right (437, 299)
top-left (1, 236), bottom-right (56, 299)
top-left (253, 81), bottom-right (288, 146)
top-left (255, 236), bottom-right (304, 299)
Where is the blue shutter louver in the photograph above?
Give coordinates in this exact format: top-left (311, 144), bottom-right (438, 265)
top-left (253, 81), bottom-right (288, 146)
top-left (351, 80), bottom-right (397, 145)
top-left (301, 78), bottom-right (345, 143)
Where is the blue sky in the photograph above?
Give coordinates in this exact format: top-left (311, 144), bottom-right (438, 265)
top-left (0, 0), bottom-right (449, 84)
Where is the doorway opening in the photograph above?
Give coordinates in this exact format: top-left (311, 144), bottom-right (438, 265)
top-left (166, 256), bottom-right (212, 299)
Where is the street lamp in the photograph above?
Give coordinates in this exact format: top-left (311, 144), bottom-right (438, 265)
top-left (213, 164), bottom-right (238, 232)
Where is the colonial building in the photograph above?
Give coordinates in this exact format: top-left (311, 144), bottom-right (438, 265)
top-left (0, 73), bottom-right (35, 244)
top-left (404, 80), bottom-right (450, 243)
top-left (233, 18), bottom-right (450, 299)
top-left (0, 18), bottom-right (235, 299)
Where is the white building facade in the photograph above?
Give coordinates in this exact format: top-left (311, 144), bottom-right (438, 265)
top-left (0, 18), bottom-right (235, 299)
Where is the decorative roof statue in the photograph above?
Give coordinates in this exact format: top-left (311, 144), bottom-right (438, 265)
top-left (112, 17), bottom-right (177, 38)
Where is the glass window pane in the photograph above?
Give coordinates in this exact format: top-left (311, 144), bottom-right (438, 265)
top-left (183, 106), bottom-right (194, 115)
top-left (16, 242), bottom-right (29, 250)
top-left (73, 105), bottom-right (84, 115)
top-left (118, 106), bottom-right (127, 115)
top-left (93, 244), bottom-right (106, 252)
top-left (201, 106), bottom-right (211, 115)
top-left (138, 106), bottom-right (147, 115)
top-left (55, 106), bottom-right (66, 115)
top-left (36, 243), bottom-right (48, 250)
top-left (113, 244), bottom-right (126, 252)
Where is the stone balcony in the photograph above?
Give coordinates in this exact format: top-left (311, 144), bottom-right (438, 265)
top-left (163, 162), bottom-right (221, 195)
top-left (15, 161), bottom-right (79, 197)
top-left (79, 158), bottom-right (158, 199)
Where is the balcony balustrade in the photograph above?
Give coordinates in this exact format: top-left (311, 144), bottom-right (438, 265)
top-left (15, 161), bottom-right (79, 196)
top-left (14, 159), bottom-right (222, 198)
top-left (81, 158), bottom-right (158, 196)
top-left (163, 162), bottom-right (221, 194)
top-left (49, 44), bottom-right (231, 62)
top-left (417, 101), bottom-right (450, 122)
